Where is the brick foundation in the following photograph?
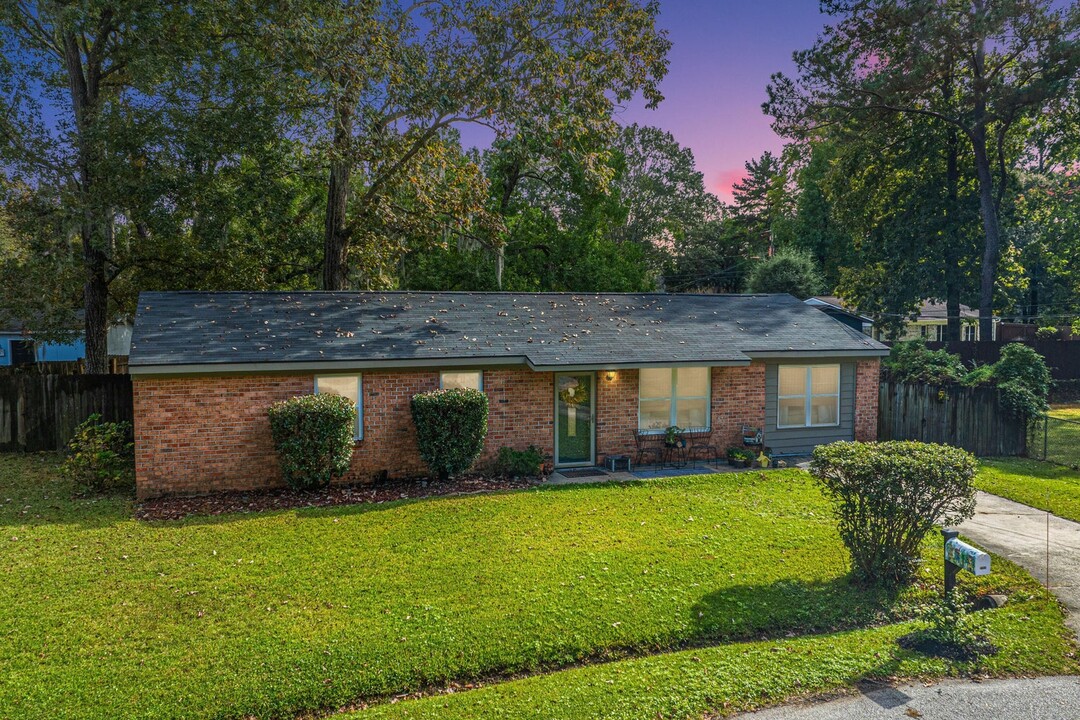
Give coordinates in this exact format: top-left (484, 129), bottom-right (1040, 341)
top-left (134, 358), bottom-right (881, 498)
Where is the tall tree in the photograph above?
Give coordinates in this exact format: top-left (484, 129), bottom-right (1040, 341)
top-left (729, 150), bottom-right (795, 257)
top-left (271, 0), bottom-right (670, 290)
top-left (608, 123), bottom-right (720, 257)
top-left (767, 0), bottom-right (1080, 339)
top-left (0, 2), bottom-right (193, 371)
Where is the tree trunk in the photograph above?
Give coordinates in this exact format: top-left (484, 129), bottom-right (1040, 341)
top-left (322, 98), bottom-right (355, 290)
top-left (944, 128), bottom-right (962, 342)
top-left (971, 126), bottom-right (1001, 342)
top-left (62, 29), bottom-right (110, 373)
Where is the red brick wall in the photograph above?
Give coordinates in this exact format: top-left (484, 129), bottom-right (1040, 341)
top-left (595, 369), bottom-right (639, 459)
top-left (710, 362), bottom-right (768, 450)
top-left (133, 375), bottom-right (311, 499)
top-left (134, 369), bottom-right (554, 499)
top-left (134, 359), bottom-right (875, 498)
top-left (854, 359), bottom-right (881, 441)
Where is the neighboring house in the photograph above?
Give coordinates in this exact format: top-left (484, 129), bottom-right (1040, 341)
top-left (0, 329), bottom-right (84, 366)
top-left (804, 297), bottom-right (874, 336)
top-left (872, 301), bottom-right (998, 342)
top-left (0, 321), bottom-right (132, 366)
top-left (129, 292), bottom-right (888, 499)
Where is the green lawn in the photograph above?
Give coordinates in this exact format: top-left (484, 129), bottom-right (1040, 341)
top-left (351, 560), bottom-right (1072, 720)
top-left (978, 458), bottom-right (1080, 524)
top-left (1039, 405), bottom-right (1080, 468)
top-left (2, 454), bottom-right (1075, 720)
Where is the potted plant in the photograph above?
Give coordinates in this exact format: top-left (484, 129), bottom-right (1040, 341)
top-left (663, 425), bottom-right (686, 449)
top-left (726, 446), bottom-right (743, 466)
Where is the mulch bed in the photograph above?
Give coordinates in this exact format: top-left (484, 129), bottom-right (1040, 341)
top-left (135, 475), bottom-right (542, 521)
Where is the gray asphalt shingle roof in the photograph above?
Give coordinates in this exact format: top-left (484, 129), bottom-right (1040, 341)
top-left (129, 291), bottom-right (887, 372)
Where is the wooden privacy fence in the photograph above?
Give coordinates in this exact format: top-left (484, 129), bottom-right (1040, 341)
top-left (0, 374), bottom-right (133, 452)
top-left (878, 380), bottom-right (1027, 457)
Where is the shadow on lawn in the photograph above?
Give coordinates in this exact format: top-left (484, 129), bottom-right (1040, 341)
top-left (690, 576), bottom-right (905, 643)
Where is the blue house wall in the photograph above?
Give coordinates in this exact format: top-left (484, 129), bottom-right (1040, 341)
top-left (0, 334), bottom-right (87, 366)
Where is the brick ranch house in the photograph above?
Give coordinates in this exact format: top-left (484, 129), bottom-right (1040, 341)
top-left (130, 291), bottom-right (888, 498)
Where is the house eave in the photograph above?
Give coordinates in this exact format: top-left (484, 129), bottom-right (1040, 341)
top-left (128, 355), bottom-right (756, 377)
top-left (744, 348), bottom-right (889, 360)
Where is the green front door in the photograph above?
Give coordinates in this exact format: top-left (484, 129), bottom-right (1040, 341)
top-left (555, 373), bottom-right (595, 467)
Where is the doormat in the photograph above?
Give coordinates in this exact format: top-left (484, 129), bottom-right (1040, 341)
top-left (557, 468), bottom-right (609, 479)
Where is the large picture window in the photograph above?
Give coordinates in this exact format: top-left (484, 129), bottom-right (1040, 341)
top-left (777, 365), bottom-right (839, 429)
top-left (638, 367), bottom-right (710, 430)
top-left (314, 375), bottom-right (363, 440)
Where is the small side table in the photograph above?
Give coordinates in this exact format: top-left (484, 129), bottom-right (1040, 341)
top-left (606, 455), bottom-right (632, 473)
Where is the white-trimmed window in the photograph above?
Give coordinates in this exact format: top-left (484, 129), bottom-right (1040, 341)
top-left (777, 365), bottom-right (840, 429)
top-left (314, 375), bottom-right (363, 440)
top-left (638, 367), bottom-right (710, 430)
top-left (441, 370), bottom-right (483, 391)
top-left (962, 323), bottom-right (977, 342)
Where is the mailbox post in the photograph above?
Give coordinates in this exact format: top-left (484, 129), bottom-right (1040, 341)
top-left (941, 527), bottom-right (991, 595)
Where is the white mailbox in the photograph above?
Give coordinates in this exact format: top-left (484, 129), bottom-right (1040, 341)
top-left (945, 537), bottom-right (991, 576)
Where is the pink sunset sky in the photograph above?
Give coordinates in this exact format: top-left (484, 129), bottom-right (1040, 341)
top-left (619, 1), bottom-right (831, 203)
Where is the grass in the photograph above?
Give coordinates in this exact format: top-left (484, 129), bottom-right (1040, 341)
top-left (349, 558), bottom-right (1074, 720)
top-left (1038, 405), bottom-right (1080, 468)
top-left (1, 454), bottom-right (1075, 720)
top-left (978, 458), bottom-right (1080, 524)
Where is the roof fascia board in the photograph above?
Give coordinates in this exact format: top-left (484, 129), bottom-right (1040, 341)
top-left (744, 349), bottom-right (889, 360)
top-left (526, 359), bottom-right (750, 372)
top-left (129, 356), bottom-right (754, 377)
top-left (129, 355), bottom-right (531, 377)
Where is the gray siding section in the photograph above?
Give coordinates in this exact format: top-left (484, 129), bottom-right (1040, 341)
top-left (764, 362), bottom-right (855, 455)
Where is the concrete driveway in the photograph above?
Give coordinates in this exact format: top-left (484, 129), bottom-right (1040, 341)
top-left (738, 677), bottom-right (1080, 719)
top-left (960, 491), bottom-right (1080, 634)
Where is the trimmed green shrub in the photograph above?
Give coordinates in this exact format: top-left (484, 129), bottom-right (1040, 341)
top-left (885, 339), bottom-right (965, 384)
top-left (810, 441), bottom-right (977, 586)
top-left (60, 413), bottom-right (134, 492)
top-left (410, 388), bottom-right (489, 481)
top-left (495, 446), bottom-right (544, 478)
top-left (267, 393), bottom-right (357, 490)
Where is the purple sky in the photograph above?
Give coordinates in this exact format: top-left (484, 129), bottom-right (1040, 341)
top-left (620, 1), bottom-right (830, 203)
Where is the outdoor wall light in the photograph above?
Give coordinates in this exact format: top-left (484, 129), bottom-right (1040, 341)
top-left (604, 371), bottom-right (617, 382)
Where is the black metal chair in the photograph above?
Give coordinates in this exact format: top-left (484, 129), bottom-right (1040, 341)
top-left (685, 428), bottom-right (719, 467)
top-left (633, 430), bottom-right (663, 468)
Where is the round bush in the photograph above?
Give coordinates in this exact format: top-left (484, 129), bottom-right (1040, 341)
top-left (410, 388), bottom-right (489, 481)
top-left (61, 413), bottom-right (134, 492)
top-left (268, 393), bottom-right (357, 490)
top-left (809, 440), bottom-right (977, 586)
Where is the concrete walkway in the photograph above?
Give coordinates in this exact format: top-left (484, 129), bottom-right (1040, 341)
top-left (738, 677), bottom-right (1080, 719)
top-left (960, 491), bottom-right (1080, 634)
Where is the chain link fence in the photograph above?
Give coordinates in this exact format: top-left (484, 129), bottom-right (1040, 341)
top-left (1030, 413), bottom-right (1080, 469)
